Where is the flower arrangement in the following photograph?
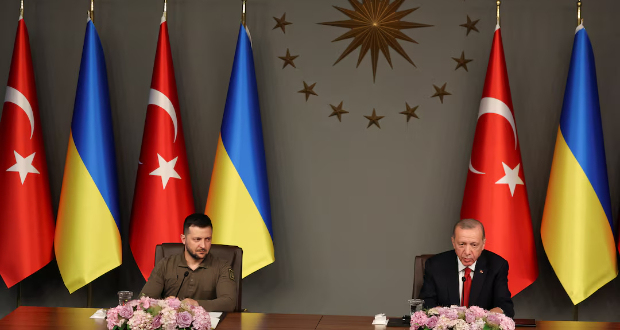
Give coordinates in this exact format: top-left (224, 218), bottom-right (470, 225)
top-left (106, 296), bottom-right (211, 330)
top-left (410, 306), bottom-right (515, 330)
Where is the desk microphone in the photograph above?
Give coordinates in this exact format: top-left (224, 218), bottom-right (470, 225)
top-left (175, 271), bottom-right (189, 298)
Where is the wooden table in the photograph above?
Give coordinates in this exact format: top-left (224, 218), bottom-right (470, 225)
top-left (3, 306), bottom-right (620, 330)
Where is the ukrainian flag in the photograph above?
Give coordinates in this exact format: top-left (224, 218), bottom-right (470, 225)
top-left (205, 25), bottom-right (274, 278)
top-left (541, 25), bottom-right (617, 305)
top-left (54, 17), bottom-right (121, 293)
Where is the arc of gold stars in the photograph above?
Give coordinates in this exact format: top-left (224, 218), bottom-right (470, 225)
top-left (320, 0), bottom-right (432, 82)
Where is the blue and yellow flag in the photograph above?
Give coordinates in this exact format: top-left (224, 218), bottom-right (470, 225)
top-left (205, 25), bottom-right (274, 278)
top-left (541, 25), bottom-right (617, 305)
top-left (54, 17), bottom-right (121, 293)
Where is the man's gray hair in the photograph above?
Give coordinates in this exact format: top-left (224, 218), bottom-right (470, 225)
top-left (452, 218), bottom-right (485, 240)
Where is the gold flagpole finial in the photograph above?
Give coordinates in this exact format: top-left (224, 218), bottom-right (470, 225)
top-left (164, 0), bottom-right (167, 20)
top-left (577, 1), bottom-right (583, 26)
top-left (89, 0), bottom-right (94, 22)
top-left (496, 0), bottom-right (501, 27)
top-left (241, 0), bottom-right (247, 27)
top-left (20, 0), bottom-right (24, 18)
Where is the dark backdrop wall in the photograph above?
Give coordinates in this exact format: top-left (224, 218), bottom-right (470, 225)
top-left (1, 0), bottom-right (620, 321)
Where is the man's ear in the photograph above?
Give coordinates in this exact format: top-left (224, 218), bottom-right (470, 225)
top-left (180, 234), bottom-right (186, 244)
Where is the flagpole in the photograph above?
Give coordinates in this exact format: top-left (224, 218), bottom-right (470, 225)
top-left (241, 0), bottom-right (247, 27)
top-left (577, 0), bottom-right (582, 26)
top-left (16, 282), bottom-right (21, 307)
top-left (496, 0), bottom-right (500, 27)
top-left (20, 0), bottom-right (23, 18)
top-left (89, 0), bottom-right (94, 22)
top-left (163, 0), bottom-right (167, 20)
top-left (572, 1), bottom-right (583, 321)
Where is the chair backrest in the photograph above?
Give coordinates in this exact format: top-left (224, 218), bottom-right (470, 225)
top-left (154, 243), bottom-right (243, 312)
top-left (412, 254), bottom-right (435, 299)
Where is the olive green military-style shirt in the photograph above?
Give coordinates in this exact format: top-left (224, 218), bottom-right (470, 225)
top-left (140, 253), bottom-right (237, 312)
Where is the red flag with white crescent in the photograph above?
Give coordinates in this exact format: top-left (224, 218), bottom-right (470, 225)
top-left (0, 16), bottom-right (55, 287)
top-left (130, 13), bottom-right (194, 280)
top-left (461, 27), bottom-right (538, 296)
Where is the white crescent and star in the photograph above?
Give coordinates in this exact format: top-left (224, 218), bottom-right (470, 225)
top-left (4, 86), bottom-right (34, 139)
top-left (468, 97), bottom-right (523, 196)
top-left (143, 89), bottom-right (182, 189)
top-left (6, 151), bottom-right (39, 184)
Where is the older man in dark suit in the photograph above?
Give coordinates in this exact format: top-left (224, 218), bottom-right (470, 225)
top-left (419, 219), bottom-right (514, 317)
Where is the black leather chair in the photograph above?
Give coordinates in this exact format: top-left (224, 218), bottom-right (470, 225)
top-left (412, 254), bottom-right (435, 299)
top-left (154, 243), bottom-right (243, 312)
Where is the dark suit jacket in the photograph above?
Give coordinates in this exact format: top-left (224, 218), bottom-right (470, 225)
top-left (419, 250), bottom-right (514, 318)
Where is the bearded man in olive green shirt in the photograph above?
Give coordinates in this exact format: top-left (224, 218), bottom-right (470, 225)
top-left (140, 214), bottom-right (237, 312)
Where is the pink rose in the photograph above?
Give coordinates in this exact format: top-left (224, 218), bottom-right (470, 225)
top-left (118, 304), bottom-right (133, 319)
top-left (176, 311), bottom-right (193, 328)
top-left (152, 314), bottom-right (162, 329)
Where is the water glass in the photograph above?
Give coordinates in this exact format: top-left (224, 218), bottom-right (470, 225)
top-left (117, 291), bottom-right (133, 306)
top-left (408, 298), bottom-right (424, 315)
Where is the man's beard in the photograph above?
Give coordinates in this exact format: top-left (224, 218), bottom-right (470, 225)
top-left (186, 246), bottom-right (207, 261)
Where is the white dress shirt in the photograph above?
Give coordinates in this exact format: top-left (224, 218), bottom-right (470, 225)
top-left (457, 257), bottom-right (476, 305)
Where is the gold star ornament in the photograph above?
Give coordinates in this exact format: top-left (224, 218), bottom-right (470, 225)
top-left (452, 51), bottom-right (473, 71)
top-left (364, 109), bottom-right (385, 128)
top-left (400, 103), bottom-right (419, 122)
top-left (279, 49), bottom-right (299, 69)
top-left (298, 81), bottom-right (318, 101)
top-left (329, 101), bottom-right (349, 122)
top-left (273, 13), bottom-right (292, 33)
top-left (431, 83), bottom-right (451, 104)
top-left (320, 0), bottom-right (432, 82)
top-left (460, 15), bottom-right (479, 36)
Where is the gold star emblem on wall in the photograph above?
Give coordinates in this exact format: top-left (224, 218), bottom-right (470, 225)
top-left (329, 102), bottom-right (349, 122)
top-left (298, 81), bottom-right (318, 101)
top-left (460, 15), bottom-right (479, 36)
top-left (431, 83), bottom-right (451, 104)
top-left (452, 51), bottom-right (472, 71)
top-left (273, 13), bottom-right (292, 33)
top-left (279, 49), bottom-right (299, 68)
top-left (364, 109), bottom-right (385, 128)
top-left (400, 103), bottom-right (419, 122)
top-left (320, 0), bottom-right (432, 82)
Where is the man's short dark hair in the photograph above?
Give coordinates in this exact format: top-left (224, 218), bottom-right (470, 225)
top-left (183, 213), bottom-right (213, 235)
top-left (453, 218), bottom-right (485, 240)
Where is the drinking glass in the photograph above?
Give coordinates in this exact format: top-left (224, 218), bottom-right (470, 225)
top-left (408, 298), bottom-right (424, 316)
top-left (117, 291), bottom-right (133, 306)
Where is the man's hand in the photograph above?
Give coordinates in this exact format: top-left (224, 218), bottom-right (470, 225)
top-left (489, 307), bottom-right (504, 314)
top-left (182, 298), bottom-right (199, 307)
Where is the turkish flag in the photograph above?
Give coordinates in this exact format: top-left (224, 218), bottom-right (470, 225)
top-left (0, 17), bottom-right (55, 287)
top-left (461, 27), bottom-right (538, 296)
top-left (130, 15), bottom-right (194, 280)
